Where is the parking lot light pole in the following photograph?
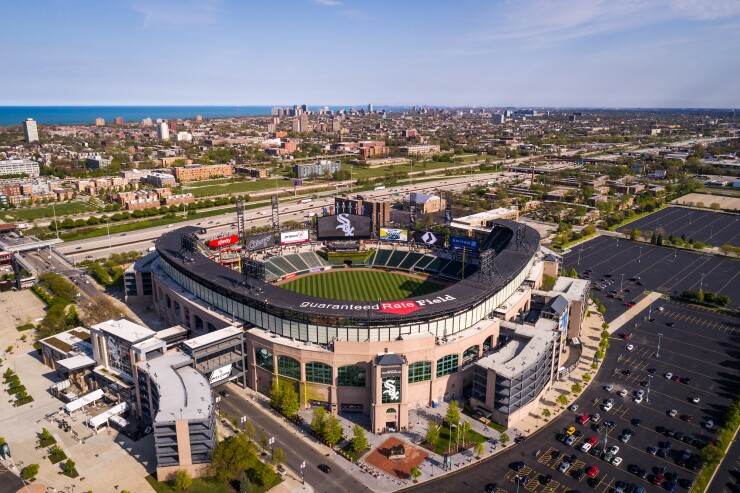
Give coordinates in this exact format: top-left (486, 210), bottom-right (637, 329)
top-left (646, 375), bottom-right (653, 403)
top-left (656, 333), bottom-right (663, 358)
top-left (700, 273), bottom-right (705, 292)
top-left (620, 274), bottom-right (624, 292)
top-left (638, 247), bottom-right (642, 263)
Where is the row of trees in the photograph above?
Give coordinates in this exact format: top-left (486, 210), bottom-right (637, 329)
top-left (680, 289), bottom-right (731, 307)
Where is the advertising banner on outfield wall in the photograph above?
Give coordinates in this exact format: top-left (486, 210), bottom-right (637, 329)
top-left (413, 230), bottom-right (443, 246)
top-left (379, 228), bottom-right (408, 242)
top-left (244, 233), bottom-right (276, 251)
top-left (280, 230), bottom-right (309, 245)
top-left (317, 213), bottom-right (372, 240)
top-left (208, 235), bottom-right (240, 249)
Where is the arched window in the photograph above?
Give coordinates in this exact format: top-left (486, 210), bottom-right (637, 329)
top-left (255, 348), bottom-right (273, 371)
top-left (462, 345), bottom-right (479, 364)
top-left (277, 356), bottom-right (300, 380)
top-left (408, 361), bottom-right (432, 383)
top-left (337, 366), bottom-right (366, 387)
top-left (305, 362), bottom-right (332, 385)
top-left (436, 354), bottom-right (459, 377)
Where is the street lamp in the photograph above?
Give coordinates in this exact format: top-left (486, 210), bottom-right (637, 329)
top-left (646, 374), bottom-right (653, 403)
top-left (620, 274), bottom-right (624, 292)
top-left (656, 333), bottom-right (663, 358)
top-left (700, 273), bottom-right (705, 292)
top-left (638, 247), bottom-right (642, 263)
top-left (300, 460), bottom-right (306, 484)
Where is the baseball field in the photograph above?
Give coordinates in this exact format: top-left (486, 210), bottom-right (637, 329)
top-left (279, 269), bottom-right (445, 301)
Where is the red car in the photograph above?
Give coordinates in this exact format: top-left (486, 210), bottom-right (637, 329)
top-left (587, 436), bottom-right (598, 446)
top-left (652, 473), bottom-right (665, 485)
top-left (671, 375), bottom-right (682, 382)
top-left (586, 466), bottom-right (599, 477)
top-left (681, 415), bottom-right (693, 423)
top-left (578, 413), bottom-right (591, 424)
top-left (624, 302), bottom-right (635, 307)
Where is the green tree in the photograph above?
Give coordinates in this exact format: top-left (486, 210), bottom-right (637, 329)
top-left (279, 381), bottom-right (300, 417)
top-left (209, 434), bottom-right (256, 482)
top-left (22, 464), bottom-right (39, 480)
top-left (445, 400), bottom-right (461, 425)
top-left (583, 373), bottom-right (591, 383)
top-left (542, 408), bottom-right (551, 420)
top-left (351, 424), bottom-right (368, 453)
top-left (630, 229), bottom-right (641, 241)
top-left (324, 415), bottom-right (343, 446)
top-left (64, 458), bottom-right (76, 473)
top-left (272, 447), bottom-right (286, 467)
top-left (244, 418), bottom-right (257, 442)
top-left (459, 420), bottom-right (472, 442)
top-left (310, 407), bottom-right (327, 439)
top-left (40, 428), bottom-right (53, 442)
top-left (170, 470), bottom-right (192, 491)
top-left (710, 202), bottom-right (721, 211)
top-left (601, 322), bottom-right (610, 329)
top-left (269, 380), bottom-right (283, 412)
top-left (600, 330), bottom-right (610, 339)
top-left (425, 420), bottom-right (440, 447)
top-left (500, 432), bottom-right (510, 446)
top-left (571, 382), bottom-right (583, 394)
top-left (556, 394), bottom-right (568, 407)
top-left (410, 466), bottom-right (422, 481)
top-left (598, 304), bottom-right (606, 314)
top-left (474, 441), bottom-right (485, 458)
top-left (239, 471), bottom-right (255, 493)
top-left (569, 268), bottom-right (578, 278)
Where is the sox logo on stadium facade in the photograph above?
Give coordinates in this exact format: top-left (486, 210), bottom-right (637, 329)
top-left (383, 378), bottom-right (400, 401)
top-left (421, 231), bottom-right (437, 245)
top-left (335, 213), bottom-right (355, 237)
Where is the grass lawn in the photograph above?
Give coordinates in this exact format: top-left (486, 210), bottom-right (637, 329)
top-left (16, 323), bottom-right (35, 331)
top-left (146, 476), bottom-right (235, 493)
top-left (39, 437), bottom-right (56, 447)
top-left (49, 451), bottom-right (67, 464)
top-left (62, 467), bottom-right (79, 479)
top-left (340, 442), bottom-right (369, 462)
top-left (2, 202), bottom-right (97, 221)
top-left (280, 270), bottom-right (444, 301)
top-left (14, 396), bottom-right (34, 406)
top-left (183, 179), bottom-right (280, 197)
top-left (6, 385), bottom-right (26, 394)
top-left (433, 422), bottom-right (487, 456)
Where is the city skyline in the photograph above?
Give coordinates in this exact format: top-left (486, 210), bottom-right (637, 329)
top-left (1, 0), bottom-right (740, 108)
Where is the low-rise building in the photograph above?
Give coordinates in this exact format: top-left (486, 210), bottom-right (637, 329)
top-left (398, 144), bottom-right (440, 156)
top-left (0, 159), bottom-right (40, 177)
top-left (85, 156), bottom-right (111, 170)
top-left (173, 164), bottom-right (233, 182)
top-left (293, 160), bottom-right (341, 179)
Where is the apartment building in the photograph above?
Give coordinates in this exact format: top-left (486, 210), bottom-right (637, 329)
top-left (173, 164), bottom-right (233, 182)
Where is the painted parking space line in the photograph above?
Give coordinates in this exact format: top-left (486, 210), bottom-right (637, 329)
top-left (538, 447), bottom-right (558, 465)
top-left (541, 480), bottom-right (560, 493)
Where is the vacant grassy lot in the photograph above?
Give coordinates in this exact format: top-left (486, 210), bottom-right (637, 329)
top-left (280, 269), bottom-right (444, 301)
top-left (183, 179), bottom-right (280, 197)
top-left (2, 201), bottom-right (97, 221)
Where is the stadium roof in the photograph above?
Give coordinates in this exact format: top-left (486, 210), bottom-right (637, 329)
top-left (156, 222), bottom-right (539, 325)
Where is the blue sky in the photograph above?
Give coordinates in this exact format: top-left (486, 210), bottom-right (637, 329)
top-left (2, 0), bottom-right (739, 107)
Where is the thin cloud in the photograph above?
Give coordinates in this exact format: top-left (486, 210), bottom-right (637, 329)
top-left (314, 0), bottom-right (342, 6)
top-left (131, 0), bottom-right (221, 27)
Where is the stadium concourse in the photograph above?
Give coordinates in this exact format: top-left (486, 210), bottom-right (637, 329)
top-left (125, 213), bottom-right (591, 437)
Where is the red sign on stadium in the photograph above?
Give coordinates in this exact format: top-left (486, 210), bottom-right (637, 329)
top-left (208, 235), bottom-right (239, 248)
top-left (378, 301), bottom-right (421, 315)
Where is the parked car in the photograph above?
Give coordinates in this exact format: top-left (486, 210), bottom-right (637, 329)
top-left (318, 464), bottom-right (331, 473)
top-left (612, 456), bottom-right (623, 466)
top-left (559, 461), bottom-right (572, 473)
top-left (619, 389), bottom-right (628, 397)
top-left (586, 466), bottom-right (599, 477)
top-left (705, 420), bottom-right (714, 429)
top-left (569, 404), bottom-right (579, 412)
top-left (566, 426), bottom-right (576, 436)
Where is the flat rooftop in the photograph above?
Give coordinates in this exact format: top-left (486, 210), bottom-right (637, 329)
top-left (476, 318), bottom-right (558, 379)
top-left (182, 326), bottom-right (243, 351)
top-left (92, 319), bottom-right (156, 343)
top-left (142, 350), bottom-right (213, 423)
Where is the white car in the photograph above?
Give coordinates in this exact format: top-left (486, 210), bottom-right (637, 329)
top-left (636, 390), bottom-right (645, 398)
top-left (602, 401), bottom-right (614, 411)
top-left (692, 397), bottom-right (700, 404)
top-left (626, 344), bottom-right (634, 351)
top-left (605, 384), bottom-right (614, 392)
top-left (580, 442), bottom-right (593, 453)
top-left (618, 389), bottom-right (628, 398)
top-left (665, 372), bottom-right (673, 379)
top-left (634, 395), bottom-right (643, 404)
top-left (669, 409), bottom-right (678, 417)
top-left (658, 306), bottom-right (664, 311)
top-left (705, 420), bottom-right (714, 429)
top-left (569, 404), bottom-right (579, 412)
top-left (609, 445), bottom-right (620, 455)
top-left (558, 461), bottom-right (572, 473)
top-left (612, 457), bottom-right (623, 467)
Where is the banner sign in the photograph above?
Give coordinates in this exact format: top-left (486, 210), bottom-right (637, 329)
top-left (413, 230), bottom-right (442, 246)
top-left (379, 228), bottom-right (408, 242)
top-left (381, 376), bottom-right (401, 403)
top-left (317, 213), bottom-right (372, 240)
top-left (244, 233), bottom-right (275, 251)
top-left (208, 235), bottom-right (239, 248)
top-left (280, 230), bottom-right (309, 245)
top-left (450, 236), bottom-right (479, 253)
top-left (209, 364), bottom-right (233, 384)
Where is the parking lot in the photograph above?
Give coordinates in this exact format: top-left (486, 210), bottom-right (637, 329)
top-left (563, 236), bottom-right (740, 321)
top-left (616, 207), bottom-right (740, 248)
top-left (417, 300), bottom-right (739, 493)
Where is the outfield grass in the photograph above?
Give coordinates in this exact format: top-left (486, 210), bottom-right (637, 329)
top-left (280, 270), bottom-right (444, 301)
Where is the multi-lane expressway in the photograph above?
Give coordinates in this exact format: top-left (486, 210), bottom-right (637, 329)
top-left (55, 171), bottom-right (525, 260)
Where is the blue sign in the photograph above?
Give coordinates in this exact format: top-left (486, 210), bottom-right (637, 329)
top-left (450, 236), bottom-right (479, 253)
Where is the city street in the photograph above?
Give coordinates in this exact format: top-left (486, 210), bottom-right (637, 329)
top-left (217, 387), bottom-right (371, 493)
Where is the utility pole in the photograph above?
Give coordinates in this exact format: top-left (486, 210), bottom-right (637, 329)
top-left (656, 333), bottom-right (662, 358)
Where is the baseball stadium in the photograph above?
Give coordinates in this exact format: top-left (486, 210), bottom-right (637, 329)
top-left (129, 197), bottom-right (589, 433)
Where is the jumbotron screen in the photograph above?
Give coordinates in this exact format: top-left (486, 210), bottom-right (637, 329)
top-left (317, 213), bottom-right (372, 240)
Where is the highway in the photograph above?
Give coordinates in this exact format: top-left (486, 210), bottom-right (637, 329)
top-left (55, 171), bottom-right (528, 260)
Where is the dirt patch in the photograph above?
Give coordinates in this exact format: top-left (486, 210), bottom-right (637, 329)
top-left (672, 193), bottom-right (740, 211)
top-left (364, 437), bottom-right (428, 479)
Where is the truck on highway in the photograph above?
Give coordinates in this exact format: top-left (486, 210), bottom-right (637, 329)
top-left (148, 246), bottom-right (156, 252)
